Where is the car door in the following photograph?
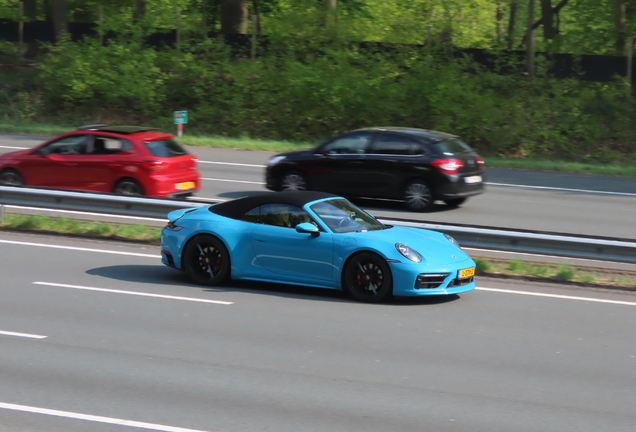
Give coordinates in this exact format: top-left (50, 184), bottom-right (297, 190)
top-left (247, 204), bottom-right (334, 284)
top-left (23, 134), bottom-right (91, 188)
top-left (81, 135), bottom-right (136, 192)
top-left (364, 133), bottom-right (426, 197)
top-left (309, 132), bottom-right (373, 195)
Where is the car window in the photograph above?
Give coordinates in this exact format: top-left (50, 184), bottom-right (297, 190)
top-left (143, 139), bottom-right (188, 158)
top-left (369, 134), bottom-right (423, 155)
top-left (310, 199), bottom-right (386, 233)
top-left (433, 139), bottom-right (473, 155)
top-left (36, 135), bottom-right (90, 155)
top-left (320, 133), bottom-right (372, 154)
top-left (89, 136), bottom-right (133, 155)
top-left (240, 204), bottom-right (314, 228)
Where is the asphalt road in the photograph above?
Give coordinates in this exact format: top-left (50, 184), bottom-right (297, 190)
top-left (1, 231), bottom-right (636, 432)
top-left (1, 133), bottom-right (635, 240)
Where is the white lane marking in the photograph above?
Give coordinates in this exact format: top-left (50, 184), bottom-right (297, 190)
top-left (477, 287), bottom-right (636, 306)
top-left (34, 282), bottom-right (233, 305)
top-left (5, 205), bottom-right (165, 222)
top-left (202, 177), bottom-right (265, 185)
top-left (198, 160), bottom-right (265, 168)
top-left (0, 330), bottom-right (47, 339)
top-left (0, 402), bottom-right (212, 432)
top-left (0, 145), bottom-right (27, 150)
top-left (486, 182), bottom-right (636, 197)
top-left (0, 239), bottom-right (159, 258)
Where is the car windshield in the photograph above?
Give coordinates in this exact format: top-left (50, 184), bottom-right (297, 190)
top-left (433, 139), bottom-right (472, 156)
top-left (310, 199), bottom-right (386, 233)
top-left (144, 139), bottom-right (188, 157)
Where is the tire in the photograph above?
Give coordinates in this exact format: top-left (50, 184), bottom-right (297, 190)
top-left (404, 180), bottom-right (434, 212)
top-left (113, 179), bottom-right (144, 196)
top-left (182, 235), bottom-right (231, 286)
top-left (342, 252), bottom-right (393, 303)
top-left (444, 198), bottom-right (467, 207)
top-left (280, 171), bottom-right (308, 191)
top-left (0, 169), bottom-right (24, 186)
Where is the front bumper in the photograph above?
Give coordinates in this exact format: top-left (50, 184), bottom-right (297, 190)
top-left (388, 259), bottom-right (477, 297)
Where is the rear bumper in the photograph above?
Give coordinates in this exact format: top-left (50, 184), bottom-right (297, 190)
top-left (433, 174), bottom-right (485, 200)
top-left (143, 174), bottom-right (200, 198)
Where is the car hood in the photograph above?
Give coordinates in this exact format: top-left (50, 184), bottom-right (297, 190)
top-left (276, 149), bottom-right (314, 159)
top-left (0, 149), bottom-right (30, 160)
top-left (341, 226), bottom-right (473, 266)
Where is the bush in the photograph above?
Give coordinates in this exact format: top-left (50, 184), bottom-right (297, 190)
top-left (556, 265), bottom-right (576, 281)
top-left (39, 37), bottom-right (166, 114)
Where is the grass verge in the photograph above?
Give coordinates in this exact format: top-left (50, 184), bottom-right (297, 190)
top-left (1, 122), bottom-right (635, 177)
top-left (1, 214), bottom-right (161, 244)
top-left (1, 214), bottom-right (634, 290)
top-left (475, 258), bottom-right (636, 290)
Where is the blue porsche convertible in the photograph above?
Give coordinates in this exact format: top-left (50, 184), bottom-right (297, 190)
top-left (161, 191), bottom-right (476, 302)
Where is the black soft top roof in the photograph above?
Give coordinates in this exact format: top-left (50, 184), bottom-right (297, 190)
top-left (209, 191), bottom-right (338, 219)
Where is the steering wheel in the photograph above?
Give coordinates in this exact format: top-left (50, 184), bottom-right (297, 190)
top-left (336, 215), bottom-right (355, 230)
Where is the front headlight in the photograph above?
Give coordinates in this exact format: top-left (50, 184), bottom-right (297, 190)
top-left (395, 242), bottom-right (422, 263)
top-left (267, 155), bottom-right (286, 166)
top-left (444, 234), bottom-right (461, 248)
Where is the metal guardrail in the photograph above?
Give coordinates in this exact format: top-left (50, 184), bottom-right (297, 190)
top-left (1, 186), bottom-right (636, 264)
top-left (0, 185), bottom-right (205, 220)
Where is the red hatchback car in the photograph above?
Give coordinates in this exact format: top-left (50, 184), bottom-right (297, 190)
top-left (0, 125), bottom-right (200, 198)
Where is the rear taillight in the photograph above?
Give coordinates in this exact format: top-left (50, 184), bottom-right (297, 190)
top-left (143, 160), bottom-right (164, 170)
top-left (165, 221), bottom-right (183, 231)
top-left (476, 156), bottom-right (485, 169)
top-left (431, 159), bottom-right (464, 174)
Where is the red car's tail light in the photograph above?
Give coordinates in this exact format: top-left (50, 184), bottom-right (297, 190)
top-left (431, 159), bottom-right (464, 174)
top-left (476, 156), bottom-right (485, 169)
top-left (143, 160), bottom-right (164, 170)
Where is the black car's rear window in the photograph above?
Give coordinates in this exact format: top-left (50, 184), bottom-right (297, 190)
top-left (433, 139), bottom-right (472, 155)
top-left (144, 139), bottom-right (188, 157)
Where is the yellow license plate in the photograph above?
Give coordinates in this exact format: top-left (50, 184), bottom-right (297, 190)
top-left (176, 181), bottom-right (195, 190)
top-left (459, 267), bottom-right (475, 278)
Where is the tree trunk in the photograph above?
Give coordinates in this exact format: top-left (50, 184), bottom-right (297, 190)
top-left (616, 0), bottom-right (626, 52)
top-left (326, 0), bottom-right (337, 29)
top-left (133, 0), bottom-right (147, 22)
top-left (540, 0), bottom-right (556, 39)
top-left (508, 1), bottom-right (518, 49)
top-left (220, 0), bottom-right (248, 34)
top-left (526, 0), bottom-right (535, 79)
top-left (496, 2), bottom-right (506, 45)
top-left (520, 0), bottom-right (569, 45)
top-left (51, 0), bottom-right (68, 41)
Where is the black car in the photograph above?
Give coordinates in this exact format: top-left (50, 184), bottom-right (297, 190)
top-left (265, 127), bottom-right (485, 212)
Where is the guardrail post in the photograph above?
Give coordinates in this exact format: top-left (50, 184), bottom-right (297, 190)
top-left (0, 204), bottom-right (5, 223)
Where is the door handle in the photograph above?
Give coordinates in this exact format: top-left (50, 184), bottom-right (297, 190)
top-left (108, 163), bottom-right (122, 167)
top-left (254, 238), bottom-right (265, 242)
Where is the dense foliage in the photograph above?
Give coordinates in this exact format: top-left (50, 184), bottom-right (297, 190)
top-left (1, 1), bottom-right (635, 160)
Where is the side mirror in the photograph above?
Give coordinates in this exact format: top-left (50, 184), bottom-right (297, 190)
top-left (295, 222), bottom-right (320, 237)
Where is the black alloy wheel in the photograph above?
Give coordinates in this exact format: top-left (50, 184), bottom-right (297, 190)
top-left (113, 179), bottom-right (144, 196)
top-left (280, 171), bottom-right (308, 191)
top-left (0, 169), bottom-right (25, 186)
top-left (404, 180), bottom-right (434, 212)
top-left (443, 197), bottom-right (467, 207)
top-left (343, 252), bottom-right (393, 303)
top-left (183, 234), bottom-right (230, 286)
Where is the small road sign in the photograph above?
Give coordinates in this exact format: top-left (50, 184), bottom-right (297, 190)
top-left (174, 111), bottom-right (188, 124)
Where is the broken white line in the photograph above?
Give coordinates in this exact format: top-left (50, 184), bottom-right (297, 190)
top-left (33, 282), bottom-right (234, 305)
top-left (0, 402), bottom-right (212, 432)
top-left (0, 330), bottom-right (47, 339)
